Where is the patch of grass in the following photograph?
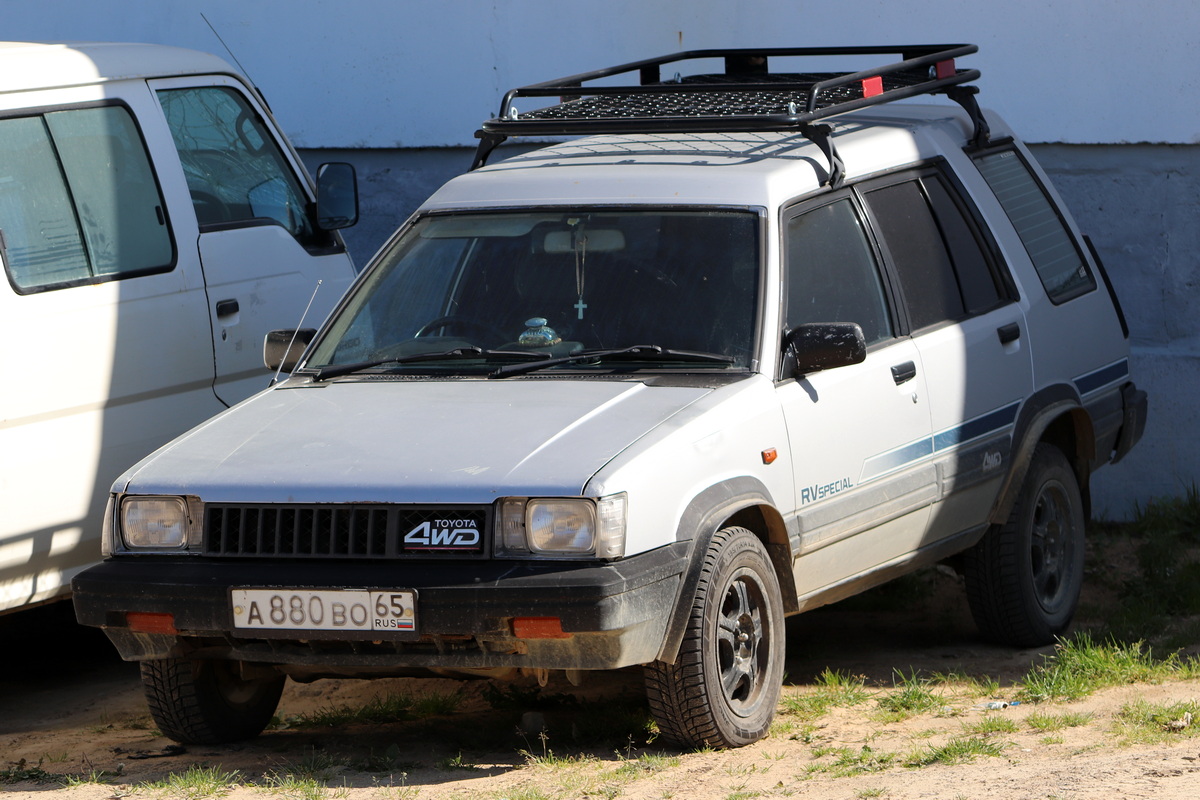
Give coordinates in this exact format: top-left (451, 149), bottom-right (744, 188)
top-left (1112, 698), bottom-right (1200, 745)
top-left (606, 751), bottom-right (680, 780)
top-left (1099, 487), bottom-right (1200, 643)
top-left (960, 715), bottom-right (1019, 736)
top-left (138, 764), bottom-right (241, 799)
top-left (780, 669), bottom-right (871, 720)
top-left (808, 745), bottom-right (897, 778)
top-left (434, 751), bottom-right (478, 771)
top-left (726, 791), bottom-right (763, 800)
top-left (903, 736), bottom-right (1006, 768)
top-left (929, 670), bottom-right (1001, 699)
top-left (1019, 633), bottom-right (1199, 703)
top-left (1025, 710), bottom-right (1094, 732)
top-left (257, 771), bottom-right (337, 800)
top-left (0, 759), bottom-right (59, 785)
top-left (875, 669), bottom-right (940, 720)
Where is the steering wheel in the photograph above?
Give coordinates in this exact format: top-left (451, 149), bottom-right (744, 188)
top-left (413, 315), bottom-right (507, 341)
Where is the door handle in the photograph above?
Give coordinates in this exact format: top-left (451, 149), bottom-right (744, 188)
top-left (998, 322), bottom-right (1020, 345)
top-left (216, 299), bottom-right (239, 317)
top-left (891, 360), bottom-right (917, 385)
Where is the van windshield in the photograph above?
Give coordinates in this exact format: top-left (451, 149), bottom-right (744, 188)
top-left (307, 209), bottom-right (760, 374)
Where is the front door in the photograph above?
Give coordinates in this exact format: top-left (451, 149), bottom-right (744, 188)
top-left (777, 196), bottom-right (936, 601)
top-left (150, 76), bottom-right (356, 406)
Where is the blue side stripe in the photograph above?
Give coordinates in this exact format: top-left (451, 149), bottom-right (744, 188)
top-left (862, 438), bottom-right (935, 479)
top-left (860, 401), bottom-right (1019, 482)
top-left (933, 402), bottom-right (1020, 451)
top-left (1074, 359), bottom-right (1128, 396)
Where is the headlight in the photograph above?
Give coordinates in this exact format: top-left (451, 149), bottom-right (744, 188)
top-left (498, 494), bottom-right (626, 559)
top-left (121, 496), bottom-right (191, 550)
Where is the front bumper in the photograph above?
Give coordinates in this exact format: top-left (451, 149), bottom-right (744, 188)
top-left (72, 543), bottom-right (687, 672)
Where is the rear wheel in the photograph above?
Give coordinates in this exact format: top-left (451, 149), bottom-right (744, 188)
top-left (644, 527), bottom-right (785, 748)
top-left (140, 658), bottom-right (284, 744)
top-left (963, 443), bottom-right (1085, 646)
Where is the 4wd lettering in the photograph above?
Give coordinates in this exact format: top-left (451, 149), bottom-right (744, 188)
top-left (801, 477), bottom-right (854, 504)
top-left (403, 519), bottom-right (481, 550)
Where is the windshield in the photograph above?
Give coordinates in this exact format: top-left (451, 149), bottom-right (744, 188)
top-left (307, 209), bottom-right (760, 374)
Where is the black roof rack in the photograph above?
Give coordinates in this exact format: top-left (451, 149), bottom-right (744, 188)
top-left (472, 44), bottom-right (988, 186)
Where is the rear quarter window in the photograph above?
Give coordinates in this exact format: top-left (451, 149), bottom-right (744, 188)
top-left (973, 148), bottom-right (1095, 303)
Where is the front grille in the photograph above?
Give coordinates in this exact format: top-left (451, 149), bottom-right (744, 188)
top-left (203, 504), bottom-right (488, 559)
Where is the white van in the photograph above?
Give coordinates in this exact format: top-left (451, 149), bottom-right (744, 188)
top-left (0, 42), bottom-right (358, 614)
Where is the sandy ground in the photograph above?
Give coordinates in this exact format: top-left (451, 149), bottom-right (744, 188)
top-left (3, 565), bottom-right (1200, 800)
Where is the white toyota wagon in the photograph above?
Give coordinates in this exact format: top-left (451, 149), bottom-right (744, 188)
top-left (74, 45), bottom-right (1147, 749)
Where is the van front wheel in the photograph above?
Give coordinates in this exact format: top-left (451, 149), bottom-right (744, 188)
top-left (140, 658), bottom-right (284, 745)
top-left (644, 527), bottom-right (785, 748)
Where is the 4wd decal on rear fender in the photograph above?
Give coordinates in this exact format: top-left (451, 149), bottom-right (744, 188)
top-left (403, 519), bottom-right (481, 550)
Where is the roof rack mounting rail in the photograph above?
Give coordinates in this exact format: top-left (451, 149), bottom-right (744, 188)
top-left (471, 44), bottom-right (981, 171)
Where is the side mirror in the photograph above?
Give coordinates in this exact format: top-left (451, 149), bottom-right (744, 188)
top-left (784, 322), bottom-right (866, 377)
top-left (315, 162), bottom-right (358, 231)
top-left (264, 328), bottom-right (317, 373)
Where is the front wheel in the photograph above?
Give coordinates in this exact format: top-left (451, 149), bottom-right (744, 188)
top-left (644, 527), bottom-right (785, 748)
top-left (140, 658), bottom-right (285, 744)
top-left (963, 443), bottom-right (1085, 647)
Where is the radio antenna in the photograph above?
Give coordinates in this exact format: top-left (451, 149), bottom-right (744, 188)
top-left (272, 280), bottom-right (323, 386)
top-left (201, 13), bottom-right (257, 85)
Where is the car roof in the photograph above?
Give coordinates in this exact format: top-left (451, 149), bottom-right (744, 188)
top-left (421, 103), bottom-right (988, 212)
top-left (0, 41), bottom-right (237, 94)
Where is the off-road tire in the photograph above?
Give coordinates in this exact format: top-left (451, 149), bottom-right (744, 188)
top-left (140, 658), bottom-right (285, 744)
top-left (963, 443), bottom-right (1085, 647)
top-left (644, 526), bottom-right (785, 748)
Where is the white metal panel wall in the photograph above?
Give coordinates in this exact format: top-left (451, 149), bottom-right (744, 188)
top-left (3, 0), bottom-right (1198, 147)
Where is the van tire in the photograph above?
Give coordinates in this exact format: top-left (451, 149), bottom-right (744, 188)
top-left (140, 658), bottom-right (284, 745)
top-left (644, 527), bottom-right (784, 748)
top-left (963, 443), bottom-right (1084, 647)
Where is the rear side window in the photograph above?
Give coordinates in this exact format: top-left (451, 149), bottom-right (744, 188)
top-left (157, 86), bottom-right (317, 246)
top-left (973, 148), bottom-right (1095, 303)
top-left (0, 106), bottom-right (173, 292)
top-left (863, 173), bottom-right (1005, 330)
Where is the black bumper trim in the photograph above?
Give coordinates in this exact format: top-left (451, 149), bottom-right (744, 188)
top-left (72, 544), bottom-right (688, 669)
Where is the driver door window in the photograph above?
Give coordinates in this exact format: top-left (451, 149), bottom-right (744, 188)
top-left (156, 86), bottom-right (316, 245)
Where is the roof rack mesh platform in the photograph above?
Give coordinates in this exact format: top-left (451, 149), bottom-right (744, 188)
top-left (472, 44), bottom-right (988, 184)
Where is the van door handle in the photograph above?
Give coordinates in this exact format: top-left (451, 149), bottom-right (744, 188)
top-left (891, 361), bottom-right (917, 385)
top-left (998, 322), bottom-right (1020, 345)
top-left (215, 299), bottom-right (239, 317)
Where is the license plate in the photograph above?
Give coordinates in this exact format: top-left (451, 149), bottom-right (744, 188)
top-left (231, 589), bottom-right (416, 634)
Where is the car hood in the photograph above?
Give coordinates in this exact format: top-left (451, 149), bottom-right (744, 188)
top-left (119, 378), bottom-right (713, 502)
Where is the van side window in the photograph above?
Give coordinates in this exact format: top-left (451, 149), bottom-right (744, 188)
top-left (0, 106), bottom-right (174, 292)
top-left (786, 198), bottom-right (892, 346)
top-left (863, 174), bottom-right (1005, 331)
top-left (157, 87), bottom-right (317, 245)
top-left (973, 147), bottom-right (1096, 303)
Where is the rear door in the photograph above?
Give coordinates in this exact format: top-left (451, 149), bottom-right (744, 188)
top-left (150, 76), bottom-right (356, 405)
top-left (860, 167), bottom-right (1033, 541)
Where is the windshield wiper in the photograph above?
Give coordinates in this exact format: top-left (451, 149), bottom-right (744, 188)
top-left (488, 345), bottom-right (734, 379)
top-left (312, 347), bottom-right (543, 381)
